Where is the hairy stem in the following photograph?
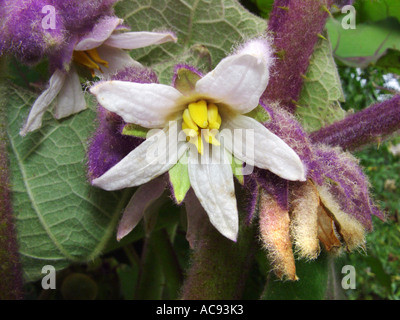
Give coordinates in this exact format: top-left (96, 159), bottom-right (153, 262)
top-left (180, 214), bottom-right (257, 300)
top-left (0, 58), bottom-right (24, 299)
top-left (310, 95), bottom-right (400, 150)
top-left (262, 0), bottom-right (334, 113)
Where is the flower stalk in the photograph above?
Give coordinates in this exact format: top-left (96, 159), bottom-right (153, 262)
top-left (180, 200), bottom-right (257, 300)
top-left (310, 95), bottom-right (400, 150)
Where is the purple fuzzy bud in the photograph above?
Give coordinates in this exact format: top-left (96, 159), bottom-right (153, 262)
top-left (56, 0), bottom-right (119, 33)
top-left (240, 175), bottom-right (259, 225)
top-left (1, 0), bottom-right (66, 64)
top-left (312, 144), bottom-right (384, 230)
top-left (87, 66), bottom-right (158, 180)
top-left (87, 106), bottom-right (141, 180)
top-left (254, 169), bottom-right (289, 211)
top-left (310, 95), bottom-right (400, 151)
top-left (1, 0), bottom-right (118, 66)
top-left (246, 103), bottom-right (313, 215)
top-left (262, 102), bottom-right (314, 169)
top-left (262, 0), bottom-right (334, 113)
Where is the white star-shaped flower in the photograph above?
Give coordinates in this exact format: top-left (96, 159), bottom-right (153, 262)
top-left (90, 39), bottom-right (306, 241)
top-left (20, 16), bottom-right (177, 136)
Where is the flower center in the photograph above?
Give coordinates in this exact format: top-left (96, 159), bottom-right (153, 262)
top-left (72, 48), bottom-right (109, 76)
top-left (182, 100), bottom-right (222, 154)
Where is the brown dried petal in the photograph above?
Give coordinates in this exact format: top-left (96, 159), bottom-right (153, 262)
top-left (259, 189), bottom-right (298, 280)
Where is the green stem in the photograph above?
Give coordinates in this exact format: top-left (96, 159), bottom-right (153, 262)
top-left (151, 229), bottom-right (183, 299)
top-left (134, 228), bottom-right (183, 299)
top-left (134, 231), bottom-right (165, 300)
top-left (0, 57), bottom-right (24, 299)
top-left (180, 215), bottom-right (257, 300)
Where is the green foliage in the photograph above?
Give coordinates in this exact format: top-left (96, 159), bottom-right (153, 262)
top-left (344, 142), bottom-right (400, 299)
top-left (168, 151), bottom-right (191, 204)
top-left (260, 252), bottom-right (330, 300)
top-left (355, 0), bottom-right (400, 24)
top-left (6, 85), bottom-right (135, 282)
top-left (122, 123), bottom-right (148, 138)
top-left (296, 34), bottom-right (346, 131)
top-left (328, 0), bottom-right (400, 75)
top-left (338, 66), bottom-right (387, 112)
top-left (115, 0), bottom-right (267, 84)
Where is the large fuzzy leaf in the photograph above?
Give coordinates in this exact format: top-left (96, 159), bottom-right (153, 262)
top-left (115, 0), bottom-right (267, 83)
top-left (296, 33), bottom-right (346, 132)
top-left (7, 86), bottom-right (133, 282)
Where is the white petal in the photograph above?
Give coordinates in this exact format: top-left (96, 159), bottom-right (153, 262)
top-left (117, 176), bottom-right (166, 241)
top-left (74, 17), bottom-right (123, 51)
top-left (20, 69), bottom-right (66, 136)
top-left (195, 50), bottom-right (269, 114)
top-left (220, 113), bottom-right (306, 181)
top-left (90, 80), bottom-right (183, 128)
top-left (188, 146), bottom-right (238, 241)
top-left (95, 45), bottom-right (142, 78)
top-left (54, 66), bottom-right (86, 119)
top-left (92, 121), bottom-right (188, 190)
top-left (104, 31), bottom-right (177, 49)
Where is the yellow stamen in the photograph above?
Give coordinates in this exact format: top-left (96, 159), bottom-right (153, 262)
top-left (188, 100), bottom-right (208, 128)
top-left (183, 109), bottom-right (199, 131)
top-left (203, 129), bottom-right (220, 146)
top-left (85, 48), bottom-right (109, 68)
top-left (193, 135), bottom-right (204, 155)
top-left (207, 103), bottom-right (221, 130)
top-left (72, 48), bottom-right (109, 77)
top-left (73, 51), bottom-right (101, 71)
top-left (182, 101), bottom-right (223, 154)
top-left (182, 122), bottom-right (197, 139)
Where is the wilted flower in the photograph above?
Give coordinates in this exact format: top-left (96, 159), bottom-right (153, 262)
top-left (89, 39), bottom-right (306, 242)
top-left (247, 104), bottom-right (384, 280)
top-left (0, 0), bottom-right (177, 135)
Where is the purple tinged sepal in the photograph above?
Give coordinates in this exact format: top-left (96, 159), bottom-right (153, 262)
top-left (87, 66), bottom-right (158, 180)
top-left (246, 103), bottom-right (384, 279)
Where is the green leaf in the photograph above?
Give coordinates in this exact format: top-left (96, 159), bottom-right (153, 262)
top-left (261, 252), bottom-right (330, 300)
top-left (326, 17), bottom-right (400, 68)
top-left (230, 156), bottom-right (245, 185)
top-left (122, 123), bottom-right (149, 138)
top-left (116, 264), bottom-right (139, 300)
top-left (244, 104), bottom-right (270, 123)
top-left (168, 151), bottom-right (191, 204)
top-left (173, 66), bottom-right (202, 95)
top-left (115, 0), bottom-right (268, 84)
top-left (7, 87), bottom-right (133, 282)
top-left (355, 0), bottom-right (400, 24)
top-left (296, 33), bottom-right (346, 132)
top-left (375, 48), bottom-right (400, 75)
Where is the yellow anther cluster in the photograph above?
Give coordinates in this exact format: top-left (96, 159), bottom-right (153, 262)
top-left (73, 48), bottom-right (109, 76)
top-left (182, 100), bottom-right (222, 154)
